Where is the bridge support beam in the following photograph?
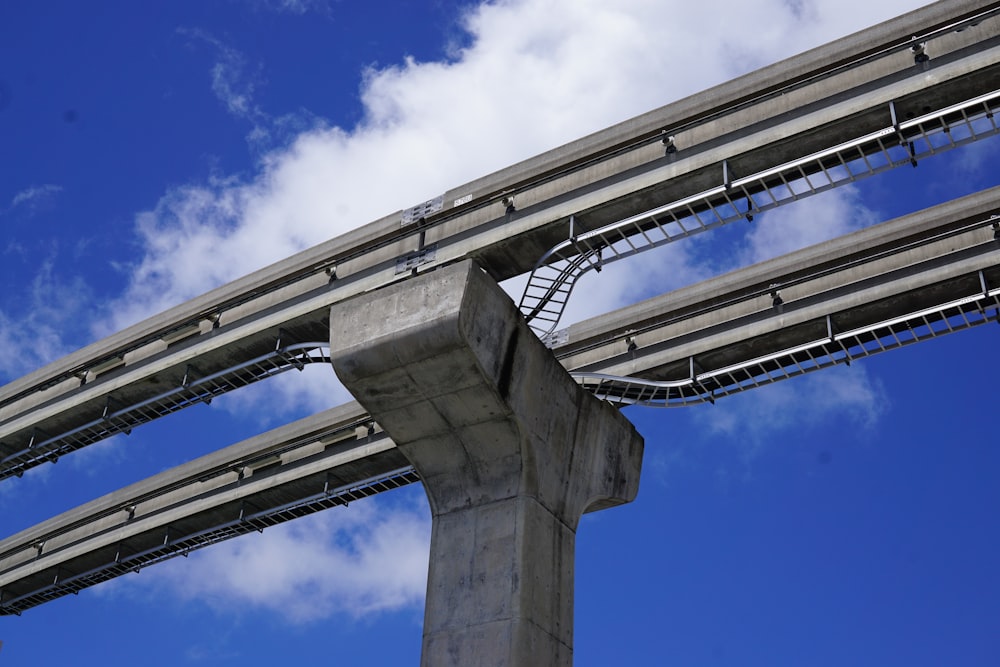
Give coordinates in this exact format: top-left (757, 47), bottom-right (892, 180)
top-left (329, 260), bottom-right (644, 666)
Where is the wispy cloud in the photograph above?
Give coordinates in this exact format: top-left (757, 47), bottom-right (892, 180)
top-left (694, 364), bottom-right (887, 446)
top-left (244, 0), bottom-right (331, 15)
top-left (640, 363), bottom-right (889, 489)
top-left (9, 0), bottom-right (930, 626)
top-left (737, 186), bottom-right (881, 266)
top-left (4, 184), bottom-right (62, 215)
top-left (213, 365), bottom-right (354, 427)
top-left (0, 260), bottom-right (91, 381)
top-left (176, 28), bottom-right (276, 148)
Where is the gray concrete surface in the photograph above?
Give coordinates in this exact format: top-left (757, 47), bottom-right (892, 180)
top-left (3, 0), bottom-right (1000, 624)
top-left (557, 184), bottom-right (1000, 377)
top-left (0, 402), bottom-right (413, 615)
top-left (3, 187), bottom-right (999, 616)
top-left (329, 261), bottom-right (644, 666)
top-left (3, 1), bottom-right (997, 472)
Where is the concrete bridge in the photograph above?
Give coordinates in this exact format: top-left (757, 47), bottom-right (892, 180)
top-left (2, 1), bottom-right (1000, 664)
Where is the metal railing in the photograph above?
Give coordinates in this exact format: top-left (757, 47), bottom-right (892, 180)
top-left (520, 90), bottom-right (1000, 338)
top-left (0, 343), bottom-right (331, 481)
top-left (0, 466), bottom-right (419, 616)
top-left (574, 282), bottom-right (1000, 407)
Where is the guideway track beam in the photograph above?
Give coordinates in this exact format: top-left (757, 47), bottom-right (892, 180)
top-left (2, 2), bottom-right (999, 482)
top-left (2, 186), bottom-right (999, 616)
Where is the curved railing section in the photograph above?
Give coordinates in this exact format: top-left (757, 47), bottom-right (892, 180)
top-left (520, 90), bottom-right (1000, 339)
top-left (0, 343), bottom-right (331, 481)
top-left (573, 284), bottom-right (1000, 407)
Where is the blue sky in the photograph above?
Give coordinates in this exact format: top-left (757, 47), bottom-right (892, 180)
top-left (2, 1), bottom-right (999, 665)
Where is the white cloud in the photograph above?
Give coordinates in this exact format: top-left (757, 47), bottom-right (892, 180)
top-left (114, 492), bottom-right (431, 623)
top-left (737, 186), bottom-right (881, 266)
top-left (5, 184), bottom-right (62, 214)
top-left (177, 29), bottom-right (264, 121)
top-left (176, 28), bottom-right (284, 151)
top-left (951, 138), bottom-right (998, 182)
top-left (0, 261), bottom-right (91, 381)
top-left (110, 0), bottom-right (925, 333)
top-left (245, 0), bottom-right (331, 15)
top-left (213, 364), bottom-right (353, 426)
top-left (695, 363), bottom-right (887, 446)
top-left (14, 0), bottom-right (931, 625)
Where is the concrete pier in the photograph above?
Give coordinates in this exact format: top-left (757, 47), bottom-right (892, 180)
top-left (329, 261), bottom-right (644, 666)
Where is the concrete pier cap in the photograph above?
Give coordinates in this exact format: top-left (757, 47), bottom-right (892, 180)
top-left (329, 260), bottom-right (644, 666)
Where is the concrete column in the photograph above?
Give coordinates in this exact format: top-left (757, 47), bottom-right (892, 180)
top-left (329, 260), bottom-right (644, 666)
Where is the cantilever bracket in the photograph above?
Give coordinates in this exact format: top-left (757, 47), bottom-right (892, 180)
top-left (238, 499), bottom-right (263, 525)
top-left (827, 315), bottom-right (851, 366)
top-left (689, 357), bottom-right (715, 404)
top-left (889, 101), bottom-right (918, 167)
top-left (27, 427), bottom-right (51, 450)
top-left (275, 328), bottom-right (299, 351)
top-left (181, 364), bottom-right (203, 388)
top-left (101, 396), bottom-right (119, 421)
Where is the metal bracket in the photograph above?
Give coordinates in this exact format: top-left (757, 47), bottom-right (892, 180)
top-left (401, 195), bottom-right (444, 226)
top-left (541, 328), bottom-right (569, 348)
top-left (689, 357), bottom-right (702, 380)
top-left (275, 328), bottom-right (299, 351)
top-left (238, 499), bottom-right (262, 523)
top-left (501, 194), bottom-right (516, 216)
top-left (27, 427), bottom-right (50, 450)
top-left (827, 315), bottom-right (851, 366)
top-left (689, 357), bottom-right (715, 404)
top-left (889, 101), bottom-right (918, 166)
top-left (769, 284), bottom-right (784, 312)
top-left (624, 331), bottom-right (638, 353)
top-left (100, 397), bottom-right (132, 435)
top-left (395, 243), bottom-right (438, 275)
top-left (889, 100), bottom-right (901, 136)
top-left (182, 364), bottom-right (202, 388)
top-left (661, 131), bottom-right (677, 154)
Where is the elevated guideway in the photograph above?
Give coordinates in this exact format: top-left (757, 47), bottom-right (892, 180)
top-left (2, 0), bottom-right (999, 482)
top-left (3, 185), bottom-right (998, 616)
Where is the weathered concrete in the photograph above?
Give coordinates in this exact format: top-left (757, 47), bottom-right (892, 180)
top-left (329, 260), bottom-right (644, 666)
top-left (4, 186), bottom-right (1000, 617)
